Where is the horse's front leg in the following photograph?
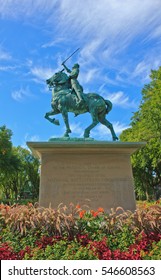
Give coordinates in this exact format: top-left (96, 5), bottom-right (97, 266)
top-left (61, 110), bottom-right (72, 137)
top-left (44, 110), bottom-right (60, 126)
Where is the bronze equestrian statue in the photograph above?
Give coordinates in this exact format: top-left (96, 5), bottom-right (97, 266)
top-left (45, 64), bottom-right (118, 141)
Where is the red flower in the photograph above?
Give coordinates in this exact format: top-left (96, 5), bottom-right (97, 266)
top-left (79, 210), bottom-right (86, 218)
top-left (0, 243), bottom-right (18, 260)
top-left (18, 246), bottom-right (32, 259)
top-left (97, 207), bottom-right (104, 213)
top-left (35, 236), bottom-right (55, 249)
top-left (77, 234), bottom-right (89, 246)
top-left (90, 210), bottom-right (98, 217)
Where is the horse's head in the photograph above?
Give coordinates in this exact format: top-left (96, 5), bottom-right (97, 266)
top-left (46, 76), bottom-right (54, 88)
top-left (46, 71), bottom-right (69, 88)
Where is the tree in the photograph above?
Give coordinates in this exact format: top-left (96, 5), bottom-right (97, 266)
top-left (120, 67), bottom-right (161, 200)
top-left (0, 126), bottom-right (21, 199)
top-left (0, 126), bottom-right (40, 201)
top-left (0, 125), bottom-right (12, 170)
top-left (14, 146), bottom-right (40, 200)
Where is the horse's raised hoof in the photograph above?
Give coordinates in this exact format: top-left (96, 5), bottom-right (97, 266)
top-left (52, 119), bottom-right (60, 126)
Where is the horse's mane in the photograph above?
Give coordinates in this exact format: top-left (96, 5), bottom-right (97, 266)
top-left (57, 71), bottom-right (69, 81)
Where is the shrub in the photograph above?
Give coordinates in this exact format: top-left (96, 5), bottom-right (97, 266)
top-left (23, 238), bottom-right (98, 260)
top-left (0, 202), bottom-right (161, 260)
top-left (0, 242), bottom-right (18, 260)
top-left (133, 205), bottom-right (161, 234)
top-left (142, 239), bottom-right (161, 260)
top-left (0, 203), bottom-right (79, 237)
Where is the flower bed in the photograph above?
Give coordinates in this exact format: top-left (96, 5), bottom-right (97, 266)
top-left (0, 201), bottom-right (161, 260)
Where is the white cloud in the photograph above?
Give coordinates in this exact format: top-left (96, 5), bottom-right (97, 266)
top-left (28, 135), bottom-right (40, 142)
top-left (21, 133), bottom-right (41, 148)
top-left (131, 57), bottom-right (161, 83)
top-left (1, 0), bottom-right (160, 84)
top-left (70, 122), bottom-right (84, 136)
top-left (47, 0), bottom-right (161, 87)
top-left (41, 37), bottom-right (65, 48)
top-left (0, 0), bottom-right (59, 19)
top-left (0, 48), bottom-right (11, 60)
top-left (25, 59), bottom-right (33, 67)
top-left (57, 1), bottom-right (161, 52)
top-left (132, 62), bottom-right (147, 78)
top-left (11, 87), bottom-right (32, 101)
top-left (30, 66), bottom-right (55, 83)
top-left (107, 92), bottom-right (129, 107)
top-left (151, 25), bottom-right (161, 39)
top-left (1, 1), bottom-right (161, 48)
top-left (113, 122), bottom-right (130, 134)
top-left (0, 65), bottom-right (16, 71)
top-left (1, 0), bottom-right (161, 89)
top-left (101, 91), bottom-right (138, 109)
top-left (110, 92), bottom-right (127, 104)
top-left (79, 68), bottom-right (99, 85)
top-left (49, 134), bottom-right (63, 139)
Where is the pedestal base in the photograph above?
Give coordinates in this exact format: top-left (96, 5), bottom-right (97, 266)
top-left (27, 141), bottom-right (145, 212)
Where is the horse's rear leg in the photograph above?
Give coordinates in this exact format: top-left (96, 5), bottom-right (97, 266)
top-left (84, 111), bottom-right (99, 138)
top-left (99, 114), bottom-right (118, 141)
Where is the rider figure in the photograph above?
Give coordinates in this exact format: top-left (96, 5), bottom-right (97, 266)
top-left (62, 62), bottom-right (84, 105)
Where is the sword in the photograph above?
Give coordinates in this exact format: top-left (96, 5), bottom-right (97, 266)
top-left (62, 48), bottom-right (80, 65)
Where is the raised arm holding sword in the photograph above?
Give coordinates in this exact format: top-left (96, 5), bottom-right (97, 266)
top-left (61, 48), bottom-right (84, 105)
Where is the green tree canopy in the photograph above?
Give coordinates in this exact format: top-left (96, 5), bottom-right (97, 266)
top-left (120, 67), bottom-right (161, 200)
top-left (0, 126), bottom-right (39, 201)
top-left (14, 146), bottom-right (40, 199)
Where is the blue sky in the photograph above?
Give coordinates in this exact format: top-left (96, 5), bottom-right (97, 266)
top-left (1, 0), bottom-right (161, 146)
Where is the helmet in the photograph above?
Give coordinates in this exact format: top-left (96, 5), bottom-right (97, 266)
top-left (73, 63), bottom-right (79, 68)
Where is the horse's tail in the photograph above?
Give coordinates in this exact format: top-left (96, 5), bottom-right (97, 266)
top-left (105, 99), bottom-right (113, 114)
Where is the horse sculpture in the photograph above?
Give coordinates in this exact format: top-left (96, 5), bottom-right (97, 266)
top-left (45, 71), bottom-right (118, 140)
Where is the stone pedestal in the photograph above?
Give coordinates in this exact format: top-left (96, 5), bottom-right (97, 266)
top-left (27, 141), bottom-right (145, 212)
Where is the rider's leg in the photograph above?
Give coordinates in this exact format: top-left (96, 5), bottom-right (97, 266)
top-left (76, 89), bottom-right (83, 101)
top-left (71, 79), bottom-right (83, 103)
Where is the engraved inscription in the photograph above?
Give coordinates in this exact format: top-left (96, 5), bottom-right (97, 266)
top-left (40, 151), bottom-right (136, 211)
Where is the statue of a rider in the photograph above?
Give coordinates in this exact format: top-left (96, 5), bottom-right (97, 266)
top-left (45, 48), bottom-right (118, 141)
top-left (62, 62), bottom-right (84, 105)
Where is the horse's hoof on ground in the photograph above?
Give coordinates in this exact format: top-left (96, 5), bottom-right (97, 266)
top-left (84, 133), bottom-right (89, 138)
top-left (63, 130), bottom-right (71, 137)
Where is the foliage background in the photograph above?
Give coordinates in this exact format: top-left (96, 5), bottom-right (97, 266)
top-left (120, 67), bottom-right (161, 200)
top-left (0, 126), bottom-right (39, 202)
